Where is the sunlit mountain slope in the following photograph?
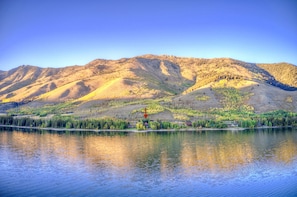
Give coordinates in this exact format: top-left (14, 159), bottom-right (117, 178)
top-left (1, 55), bottom-right (296, 116)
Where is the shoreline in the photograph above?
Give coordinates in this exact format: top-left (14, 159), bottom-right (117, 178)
top-left (0, 124), bottom-right (292, 133)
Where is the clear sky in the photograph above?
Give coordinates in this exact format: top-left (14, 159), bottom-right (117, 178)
top-left (0, 0), bottom-right (297, 70)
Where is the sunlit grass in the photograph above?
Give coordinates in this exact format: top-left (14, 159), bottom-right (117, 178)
top-left (173, 113), bottom-right (189, 121)
top-left (1, 99), bottom-right (11, 103)
top-left (196, 94), bottom-right (210, 101)
top-left (8, 101), bottom-right (76, 117)
top-left (286, 96), bottom-right (293, 103)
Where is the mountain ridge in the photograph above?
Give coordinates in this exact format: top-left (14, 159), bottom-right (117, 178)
top-left (1, 55), bottom-right (297, 119)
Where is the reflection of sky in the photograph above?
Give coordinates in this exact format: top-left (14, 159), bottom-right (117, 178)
top-left (0, 0), bottom-right (297, 70)
top-left (0, 130), bottom-right (297, 196)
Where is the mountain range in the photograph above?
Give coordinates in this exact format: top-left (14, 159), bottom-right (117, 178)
top-left (1, 55), bottom-right (297, 120)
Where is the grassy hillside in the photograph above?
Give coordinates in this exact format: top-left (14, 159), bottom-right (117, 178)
top-left (257, 63), bottom-right (297, 87)
top-left (1, 55), bottom-right (297, 121)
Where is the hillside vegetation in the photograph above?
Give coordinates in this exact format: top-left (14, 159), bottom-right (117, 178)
top-left (0, 55), bottom-right (297, 122)
top-left (257, 63), bottom-right (297, 87)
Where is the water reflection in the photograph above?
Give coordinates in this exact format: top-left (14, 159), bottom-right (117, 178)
top-left (275, 138), bottom-right (297, 164)
top-left (1, 130), bottom-right (297, 170)
top-left (1, 129), bottom-right (297, 196)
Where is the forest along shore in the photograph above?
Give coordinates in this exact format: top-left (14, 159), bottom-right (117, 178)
top-left (1, 124), bottom-right (292, 133)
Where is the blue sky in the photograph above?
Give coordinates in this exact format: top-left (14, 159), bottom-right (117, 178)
top-left (0, 0), bottom-right (297, 70)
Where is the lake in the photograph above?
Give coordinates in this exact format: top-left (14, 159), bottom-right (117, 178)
top-left (1, 128), bottom-right (297, 196)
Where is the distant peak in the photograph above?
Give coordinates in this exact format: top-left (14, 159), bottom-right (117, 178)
top-left (135, 54), bottom-right (159, 58)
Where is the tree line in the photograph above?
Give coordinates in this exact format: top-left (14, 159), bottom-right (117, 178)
top-left (1, 109), bottom-right (297, 130)
top-left (136, 120), bottom-right (182, 130)
top-left (192, 112), bottom-right (297, 129)
top-left (0, 116), bottom-right (128, 130)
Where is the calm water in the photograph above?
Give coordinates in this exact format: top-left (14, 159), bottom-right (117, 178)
top-left (0, 128), bottom-right (297, 196)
